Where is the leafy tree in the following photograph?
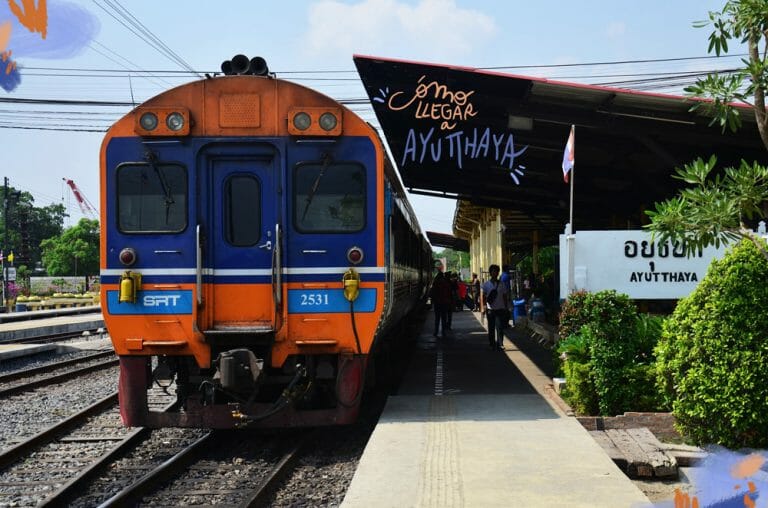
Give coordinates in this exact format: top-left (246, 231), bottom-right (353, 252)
top-left (645, 155), bottom-right (768, 258)
top-left (515, 245), bottom-right (558, 280)
top-left (686, 0), bottom-right (768, 148)
top-left (40, 218), bottom-right (99, 276)
top-left (433, 248), bottom-right (469, 273)
top-left (645, 1), bottom-right (768, 256)
top-left (1, 186), bottom-right (67, 268)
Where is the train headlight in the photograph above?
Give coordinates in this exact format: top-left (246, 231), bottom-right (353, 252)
top-left (166, 112), bottom-right (185, 131)
top-left (287, 107), bottom-right (342, 136)
top-left (347, 246), bottom-right (364, 265)
top-left (319, 112), bottom-right (337, 131)
top-left (119, 247), bottom-right (137, 266)
top-left (139, 112), bottom-right (158, 131)
top-left (293, 112), bottom-right (311, 131)
top-left (135, 107), bottom-right (190, 136)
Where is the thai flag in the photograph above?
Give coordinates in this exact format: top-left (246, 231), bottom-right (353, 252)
top-left (562, 125), bottom-right (575, 183)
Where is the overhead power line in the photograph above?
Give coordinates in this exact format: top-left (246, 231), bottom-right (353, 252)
top-left (91, 0), bottom-right (202, 78)
top-left (479, 53), bottom-right (749, 70)
top-left (0, 53), bottom-right (754, 133)
top-left (87, 40), bottom-right (172, 89)
top-left (0, 97), bottom-right (134, 106)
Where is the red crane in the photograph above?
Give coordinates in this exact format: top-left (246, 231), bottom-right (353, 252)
top-left (63, 178), bottom-right (98, 219)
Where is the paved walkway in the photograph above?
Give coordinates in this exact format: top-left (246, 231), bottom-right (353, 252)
top-left (342, 310), bottom-right (652, 507)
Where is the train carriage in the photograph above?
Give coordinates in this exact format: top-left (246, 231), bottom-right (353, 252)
top-left (100, 56), bottom-right (432, 429)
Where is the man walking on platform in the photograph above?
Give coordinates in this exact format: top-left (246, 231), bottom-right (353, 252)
top-left (430, 271), bottom-right (452, 338)
top-left (481, 264), bottom-right (509, 351)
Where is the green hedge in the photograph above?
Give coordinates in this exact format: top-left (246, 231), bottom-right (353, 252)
top-left (656, 238), bottom-right (768, 448)
top-left (558, 290), bottom-right (666, 416)
top-left (561, 360), bottom-right (599, 415)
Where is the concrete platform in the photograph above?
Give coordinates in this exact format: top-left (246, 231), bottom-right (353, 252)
top-left (342, 310), bottom-right (652, 508)
top-left (0, 310), bottom-right (104, 343)
top-left (0, 310), bottom-right (108, 361)
top-left (0, 342), bottom-right (58, 360)
top-left (0, 336), bottom-right (113, 361)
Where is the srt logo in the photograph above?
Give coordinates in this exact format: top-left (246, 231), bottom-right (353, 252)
top-left (143, 294), bottom-right (181, 307)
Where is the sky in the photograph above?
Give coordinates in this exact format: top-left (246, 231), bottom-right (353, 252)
top-left (0, 0), bottom-right (739, 238)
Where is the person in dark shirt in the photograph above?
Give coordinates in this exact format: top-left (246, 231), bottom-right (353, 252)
top-left (470, 273), bottom-right (480, 312)
top-left (430, 271), bottom-right (452, 338)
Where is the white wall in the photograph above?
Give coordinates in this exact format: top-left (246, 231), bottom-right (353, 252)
top-left (558, 229), bottom-right (763, 300)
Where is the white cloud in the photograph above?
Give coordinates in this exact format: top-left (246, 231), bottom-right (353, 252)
top-left (305, 0), bottom-right (497, 61)
top-left (606, 21), bottom-right (626, 39)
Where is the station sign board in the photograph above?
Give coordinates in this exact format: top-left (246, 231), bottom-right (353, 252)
top-left (557, 230), bottom-right (757, 300)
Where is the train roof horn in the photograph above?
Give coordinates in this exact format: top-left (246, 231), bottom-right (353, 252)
top-left (221, 54), bottom-right (270, 76)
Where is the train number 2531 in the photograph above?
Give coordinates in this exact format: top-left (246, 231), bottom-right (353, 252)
top-left (300, 293), bottom-right (329, 306)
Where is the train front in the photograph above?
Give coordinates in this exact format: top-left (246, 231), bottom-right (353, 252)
top-left (100, 57), bottom-right (385, 428)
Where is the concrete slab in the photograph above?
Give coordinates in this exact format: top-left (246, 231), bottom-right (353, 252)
top-left (0, 343), bottom-right (57, 360)
top-left (342, 310), bottom-right (652, 508)
top-left (0, 313), bottom-right (104, 342)
top-left (343, 394), bottom-right (651, 508)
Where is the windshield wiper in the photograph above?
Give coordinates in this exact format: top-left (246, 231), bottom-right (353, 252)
top-left (301, 153), bottom-right (332, 221)
top-left (145, 151), bottom-right (175, 224)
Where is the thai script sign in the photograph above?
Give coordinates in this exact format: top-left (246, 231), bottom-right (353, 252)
top-left (558, 229), bottom-right (745, 300)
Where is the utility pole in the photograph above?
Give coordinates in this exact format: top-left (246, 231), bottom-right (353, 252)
top-left (2, 177), bottom-right (8, 310)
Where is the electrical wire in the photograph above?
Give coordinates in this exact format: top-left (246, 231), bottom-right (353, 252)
top-left (88, 40), bottom-right (173, 88)
top-left (105, 0), bottom-right (201, 77)
top-left (0, 54), bottom-right (754, 132)
top-left (91, 0), bottom-right (202, 77)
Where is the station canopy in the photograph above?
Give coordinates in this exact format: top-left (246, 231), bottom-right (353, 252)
top-left (353, 55), bottom-right (767, 250)
top-left (426, 231), bottom-right (469, 252)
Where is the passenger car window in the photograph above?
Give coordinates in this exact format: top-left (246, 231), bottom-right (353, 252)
top-left (224, 174), bottom-right (261, 246)
top-left (294, 162), bottom-right (365, 233)
top-left (117, 163), bottom-right (187, 233)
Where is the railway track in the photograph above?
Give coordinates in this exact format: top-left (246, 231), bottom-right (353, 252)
top-left (0, 351), bottom-right (117, 397)
top-left (0, 327), bottom-right (106, 345)
top-left (96, 431), bottom-right (308, 507)
top-left (0, 389), bottom-right (177, 507)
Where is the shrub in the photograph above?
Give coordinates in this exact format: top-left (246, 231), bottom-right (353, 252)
top-left (558, 290), bottom-right (591, 340)
top-left (624, 363), bottom-right (668, 413)
top-left (561, 360), bottom-right (599, 415)
top-left (557, 331), bottom-right (599, 414)
top-left (558, 290), bottom-right (647, 416)
top-left (556, 331), bottom-right (591, 364)
top-left (656, 238), bottom-right (768, 448)
top-left (635, 314), bottom-right (665, 361)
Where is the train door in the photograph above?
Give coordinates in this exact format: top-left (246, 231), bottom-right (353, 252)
top-left (198, 147), bottom-right (280, 332)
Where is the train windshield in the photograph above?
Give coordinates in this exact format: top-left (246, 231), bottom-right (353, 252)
top-left (293, 162), bottom-right (365, 233)
top-left (117, 163), bottom-right (187, 233)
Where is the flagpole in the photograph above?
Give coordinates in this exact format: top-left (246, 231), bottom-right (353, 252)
top-left (567, 125), bottom-right (575, 295)
top-left (569, 125), bottom-right (575, 231)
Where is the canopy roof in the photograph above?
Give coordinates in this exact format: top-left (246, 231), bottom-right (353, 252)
top-left (426, 231), bottom-right (469, 252)
top-left (354, 55), bottom-right (766, 249)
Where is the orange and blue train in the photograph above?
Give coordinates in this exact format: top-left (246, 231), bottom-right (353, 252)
top-left (100, 55), bottom-right (432, 429)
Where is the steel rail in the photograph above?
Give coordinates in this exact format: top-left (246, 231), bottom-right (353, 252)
top-left (0, 350), bottom-right (115, 384)
top-left (0, 327), bottom-right (105, 345)
top-left (98, 431), bottom-right (216, 507)
top-left (40, 400), bottom-right (179, 507)
top-left (239, 437), bottom-right (307, 508)
top-left (0, 392), bottom-right (118, 470)
top-left (0, 358), bottom-right (119, 397)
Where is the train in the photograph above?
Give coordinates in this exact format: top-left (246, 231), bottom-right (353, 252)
top-left (99, 55), bottom-right (433, 429)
